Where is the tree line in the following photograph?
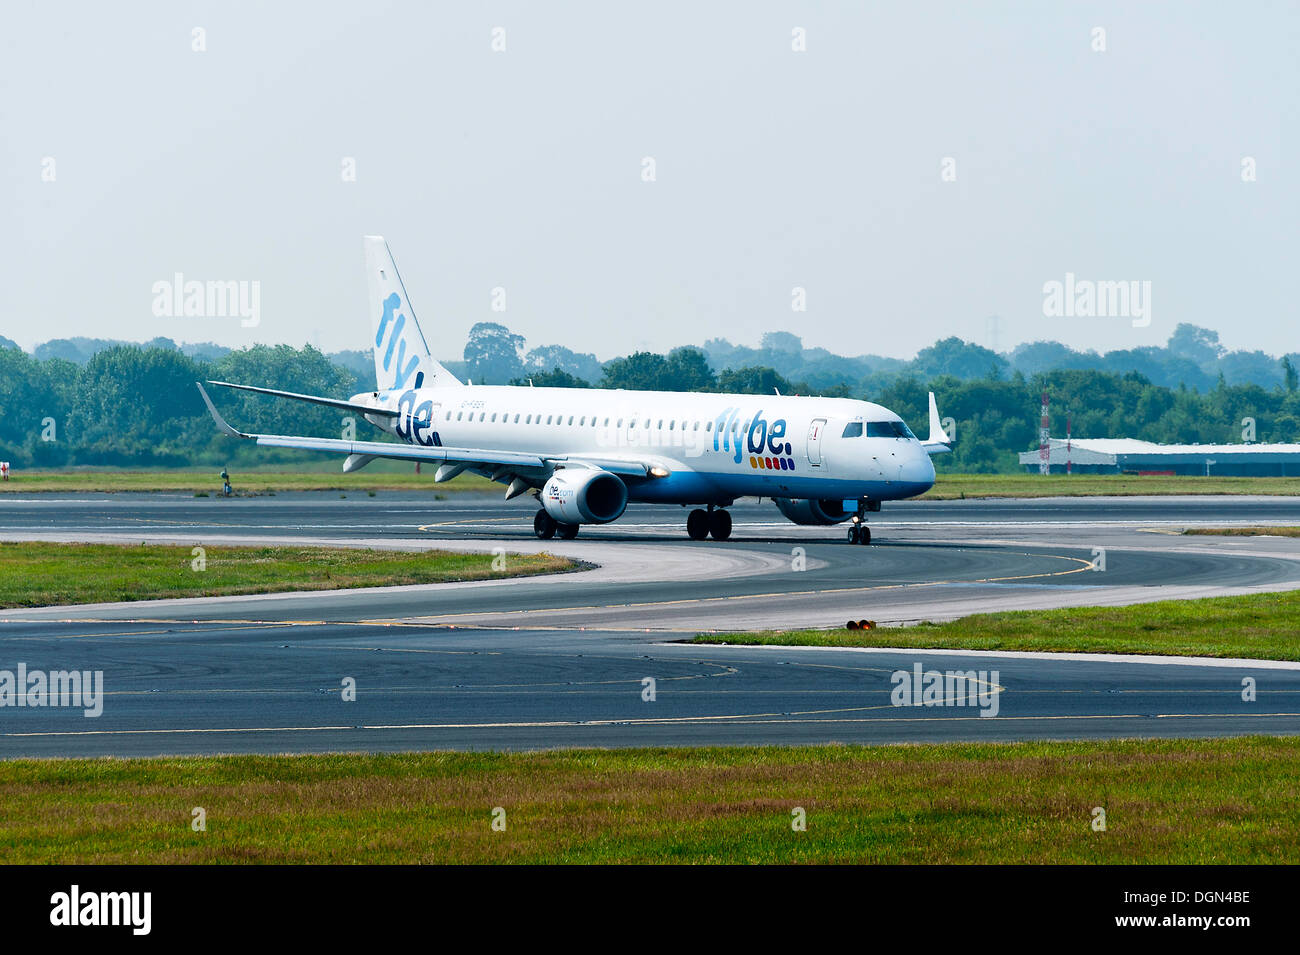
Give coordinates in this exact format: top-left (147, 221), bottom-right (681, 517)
top-left (0, 344), bottom-right (358, 468)
top-left (458, 321), bottom-right (1299, 397)
top-left (14, 321), bottom-right (1299, 397)
top-left (2, 338), bottom-right (1296, 473)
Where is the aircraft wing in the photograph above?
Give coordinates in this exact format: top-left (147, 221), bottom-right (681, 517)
top-left (554, 455), bottom-right (671, 479)
top-left (196, 382), bottom-right (666, 479)
top-left (921, 391), bottom-right (953, 455)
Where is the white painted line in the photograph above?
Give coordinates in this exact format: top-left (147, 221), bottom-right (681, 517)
top-left (674, 641), bottom-right (1300, 670)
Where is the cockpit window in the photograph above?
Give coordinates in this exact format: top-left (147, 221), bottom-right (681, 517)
top-left (866, 420), bottom-right (916, 439)
top-left (841, 422), bottom-right (863, 438)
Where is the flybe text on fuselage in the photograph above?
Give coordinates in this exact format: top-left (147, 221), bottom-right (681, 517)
top-left (390, 390), bottom-right (795, 466)
top-left (372, 385), bottom-right (939, 503)
top-left (713, 406), bottom-right (793, 467)
top-left (386, 387), bottom-right (801, 465)
top-left (392, 388), bottom-right (443, 446)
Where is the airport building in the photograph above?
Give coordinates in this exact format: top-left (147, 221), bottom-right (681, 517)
top-left (1018, 438), bottom-right (1300, 476)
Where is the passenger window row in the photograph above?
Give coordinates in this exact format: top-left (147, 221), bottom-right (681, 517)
top-left (443, 410), bottom-right (736, 432)
top-left (438, 410), bottom-right (913, 440)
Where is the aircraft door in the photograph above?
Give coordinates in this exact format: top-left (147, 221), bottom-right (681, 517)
top-left (807, 418), bottom-right (826, 466)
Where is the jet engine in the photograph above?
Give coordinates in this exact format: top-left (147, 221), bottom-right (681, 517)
top-left (541, 469), bottom-right (628, 524)
top-left (773, 497), bottom-right (853, 526)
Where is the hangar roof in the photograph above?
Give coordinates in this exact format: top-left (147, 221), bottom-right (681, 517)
top-left (1059, 438), bottom-right (1300, 456)
top-left (1017, 438), bottom-right (1300, 466)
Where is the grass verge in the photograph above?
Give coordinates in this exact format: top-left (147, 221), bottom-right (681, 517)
top-left (924, 473), bottom-right (1300, 499)
top-left (0, 467), bottom-right (497, 494)
top-left (0, 542), bottom-right (576, 608)
top-left (2, 739), bottom-right (1297, 863)
top-left (693, 589), bottom-right (1300, 660)
top-left (1185, 526), bottom-right (1300, 538)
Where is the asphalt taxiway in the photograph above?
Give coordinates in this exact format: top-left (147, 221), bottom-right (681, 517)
top-left (2, 491), bottom-right (1299, 756)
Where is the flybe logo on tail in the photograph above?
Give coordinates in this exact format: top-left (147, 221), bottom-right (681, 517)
top-left (375, 292), bottom-right (423, 390)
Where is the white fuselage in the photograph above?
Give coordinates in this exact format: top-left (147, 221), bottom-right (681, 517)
top-left (355, 384), bottom-right (936, 506)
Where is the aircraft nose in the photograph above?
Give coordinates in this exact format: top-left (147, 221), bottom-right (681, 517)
top-left (900, 448), bottom-right (935, 487)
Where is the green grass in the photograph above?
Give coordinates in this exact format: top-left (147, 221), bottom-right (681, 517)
top-left (694, 589), bottom-right (1300, 660)
top-left (1185, 526), bottom-right (1300, 538)
top-left (924, 473), bottom-right (1300, 499)
top-left (2, 739), bottom-right (1298, 863)
top-left (0, 467), bottom-right (497, 494)
top-left (0, 542), bottom-right (576, 608)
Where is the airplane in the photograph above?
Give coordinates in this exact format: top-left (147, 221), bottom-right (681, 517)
top-left (197, 236), bottom-right (952, 544)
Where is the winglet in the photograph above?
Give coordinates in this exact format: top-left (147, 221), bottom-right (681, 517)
top-left (923, 391), bottom-right (953, 455)
top-left (196, 382), bottom-right (249, 438)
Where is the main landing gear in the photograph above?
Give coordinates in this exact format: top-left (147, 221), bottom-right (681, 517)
top-left (686, 506), bottom-right (731, 541)
top-left (846, 499), bottom-right (874, 545)
top-left (534, 510), bottom-right (579, 540)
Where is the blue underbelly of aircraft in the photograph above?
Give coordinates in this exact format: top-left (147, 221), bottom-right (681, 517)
top-left (627, 469), bottom-right (931, 504)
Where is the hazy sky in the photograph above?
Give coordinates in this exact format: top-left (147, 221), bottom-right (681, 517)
top-left (4, 1), bottom-right (1295, 360)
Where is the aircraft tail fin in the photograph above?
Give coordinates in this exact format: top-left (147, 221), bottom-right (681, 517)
top-left (922, 391), bottom-right (953, 455)
top-left (364, 236), bottom-right (460, 392)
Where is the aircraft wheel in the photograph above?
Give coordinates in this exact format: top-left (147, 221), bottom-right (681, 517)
top-left (848, 524), bottom-right (871, 545)
top-left (533, 510), bottom-right (556, 540)
top-left (847, 525), bottom-right (859, 544)
top-left (557, 522), bottom-right (579, 540)
top-left (686, 509), bottom-right (710, 541)
top-left (708, 509), bottom-right (732, 541)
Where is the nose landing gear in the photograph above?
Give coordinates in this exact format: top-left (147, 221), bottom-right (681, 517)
top-left (847, 499), bottom-right (876, 545)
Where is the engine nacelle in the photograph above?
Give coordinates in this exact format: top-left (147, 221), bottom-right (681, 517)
top-left (541, 469), bottom-right (628, 524)
top-left (773, 497), bottom-right (853, 526)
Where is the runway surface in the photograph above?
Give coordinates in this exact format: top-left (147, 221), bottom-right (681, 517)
top-left (2, 490), bottom-right (1300, 756)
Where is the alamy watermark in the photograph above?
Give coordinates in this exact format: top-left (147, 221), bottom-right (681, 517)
top-left (1042, 272), bottom-right (1151, 328)
top-left (151, 273), bottom-right (261, 327)
top-left (890, 663), bottom-right (1000, 717)
top-left (50, 885), bottom-right (150, 935)
top-left (0, 664), bottom-right (103, 717)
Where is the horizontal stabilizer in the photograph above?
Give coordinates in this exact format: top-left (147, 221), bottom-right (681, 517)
top-left (206, 380), bottom-right (398, 418)
top-left (197, 381), bottom-right (667, 478)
